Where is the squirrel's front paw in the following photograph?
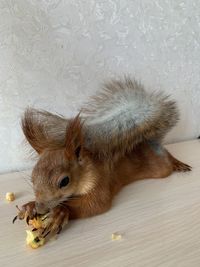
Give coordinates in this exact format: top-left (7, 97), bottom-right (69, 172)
top-left (41, 205), bottom-right (69, 238)
top-left (13, 201), bottom-right (37, 224)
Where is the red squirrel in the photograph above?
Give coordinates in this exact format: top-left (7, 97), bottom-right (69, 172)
top-left (18, 78), bottom-right (191, 237)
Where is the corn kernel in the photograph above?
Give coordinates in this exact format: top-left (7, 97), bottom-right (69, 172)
top-left (6, 192), bottom-right (15, 202)
top-left (111, 233), bottom-right (122, 241)
top-left (26, 230), bottom-right (45, 249)
top-left (29, 217), bottom-right (43, 229)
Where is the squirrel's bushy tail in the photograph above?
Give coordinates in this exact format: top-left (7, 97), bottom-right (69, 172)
top-left (22, 78), bottom-right (179, 158)
top-left (82, 78), bottom-right (179, 157)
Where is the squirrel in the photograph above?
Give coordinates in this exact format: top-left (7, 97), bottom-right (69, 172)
top-left (18, 77), bottom-right (191, 237)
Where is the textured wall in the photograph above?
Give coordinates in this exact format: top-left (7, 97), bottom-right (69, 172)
top-left (0, 0), bottom-right (199, 173)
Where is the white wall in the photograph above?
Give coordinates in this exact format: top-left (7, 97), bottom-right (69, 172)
top-left (0, 0), bottom-right (199, 173)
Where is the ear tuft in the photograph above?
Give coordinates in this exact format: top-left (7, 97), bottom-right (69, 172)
top-left (21, 108), bottom-right (66, 153)
top-left (75, 146), bottom-right (81, 158)
top-left (65, 113), bottom-right (84, 159)
top-left (21, 108), bottom-right (47, 153)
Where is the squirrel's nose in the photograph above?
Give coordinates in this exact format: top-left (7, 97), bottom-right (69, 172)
top-left (35, 202), bottom-right (49, 214)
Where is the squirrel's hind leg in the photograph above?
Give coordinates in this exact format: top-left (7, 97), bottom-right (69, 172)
top-left (167, 152), bottom-right (192, 172)
top-left (148, 141), bottom-right (191, 174)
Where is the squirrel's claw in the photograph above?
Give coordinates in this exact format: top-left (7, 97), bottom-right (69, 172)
top-left (56, 225), bottom-right (62, 235)
top-left (41, 222), bottom-right (55, 238)
top-left (13, 202), bottom-right (37, 225)
top-left (12, 215), bottom-right (18, 224)
top-left (26, 216), bottom-right (30, 225)
top-left (43, 230), bottom-right (51, 238)
top-left (40, 206), bottom-right (69, 238)
top-left (12, 205), bottom-right (26, 224)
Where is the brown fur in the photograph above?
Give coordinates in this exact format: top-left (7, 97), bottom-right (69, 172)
top-left (20, 78), bottom-right (190, 235)
top-left (21, 115), bottom-right (191, 236)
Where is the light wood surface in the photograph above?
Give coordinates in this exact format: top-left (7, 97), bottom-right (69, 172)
top-left (0, 140), bottom-right (200, 267)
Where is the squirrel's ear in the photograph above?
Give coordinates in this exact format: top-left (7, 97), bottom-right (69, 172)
top-left (65, 113), bottom-right (83, 159)
top-left (21, 108), bottom-right (59, 154)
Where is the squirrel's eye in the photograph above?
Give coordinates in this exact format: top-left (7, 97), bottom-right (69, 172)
top-left (59, 176), bottom-right (70, 188)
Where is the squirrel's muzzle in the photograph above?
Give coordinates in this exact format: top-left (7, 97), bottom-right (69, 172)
top-left (35, 202), bottom-right (49, 215)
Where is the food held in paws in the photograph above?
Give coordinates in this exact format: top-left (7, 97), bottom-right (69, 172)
top-left (26, 230), bottom-right (45, 249)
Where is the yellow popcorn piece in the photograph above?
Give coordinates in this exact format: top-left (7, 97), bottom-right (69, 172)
top-left (6, 192), bottom-right (15, 202)
top-left (29, 217), bottom-right (43, 229)
top-left (111, 233), bottom-right (122, 241)
top-left (28, 215), bottom-right (50, 229)
top-left (26, 230), bottom-right (45, 249)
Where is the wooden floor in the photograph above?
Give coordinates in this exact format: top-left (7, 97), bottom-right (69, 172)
top-left (0, 140), bottom-right (200, 267)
